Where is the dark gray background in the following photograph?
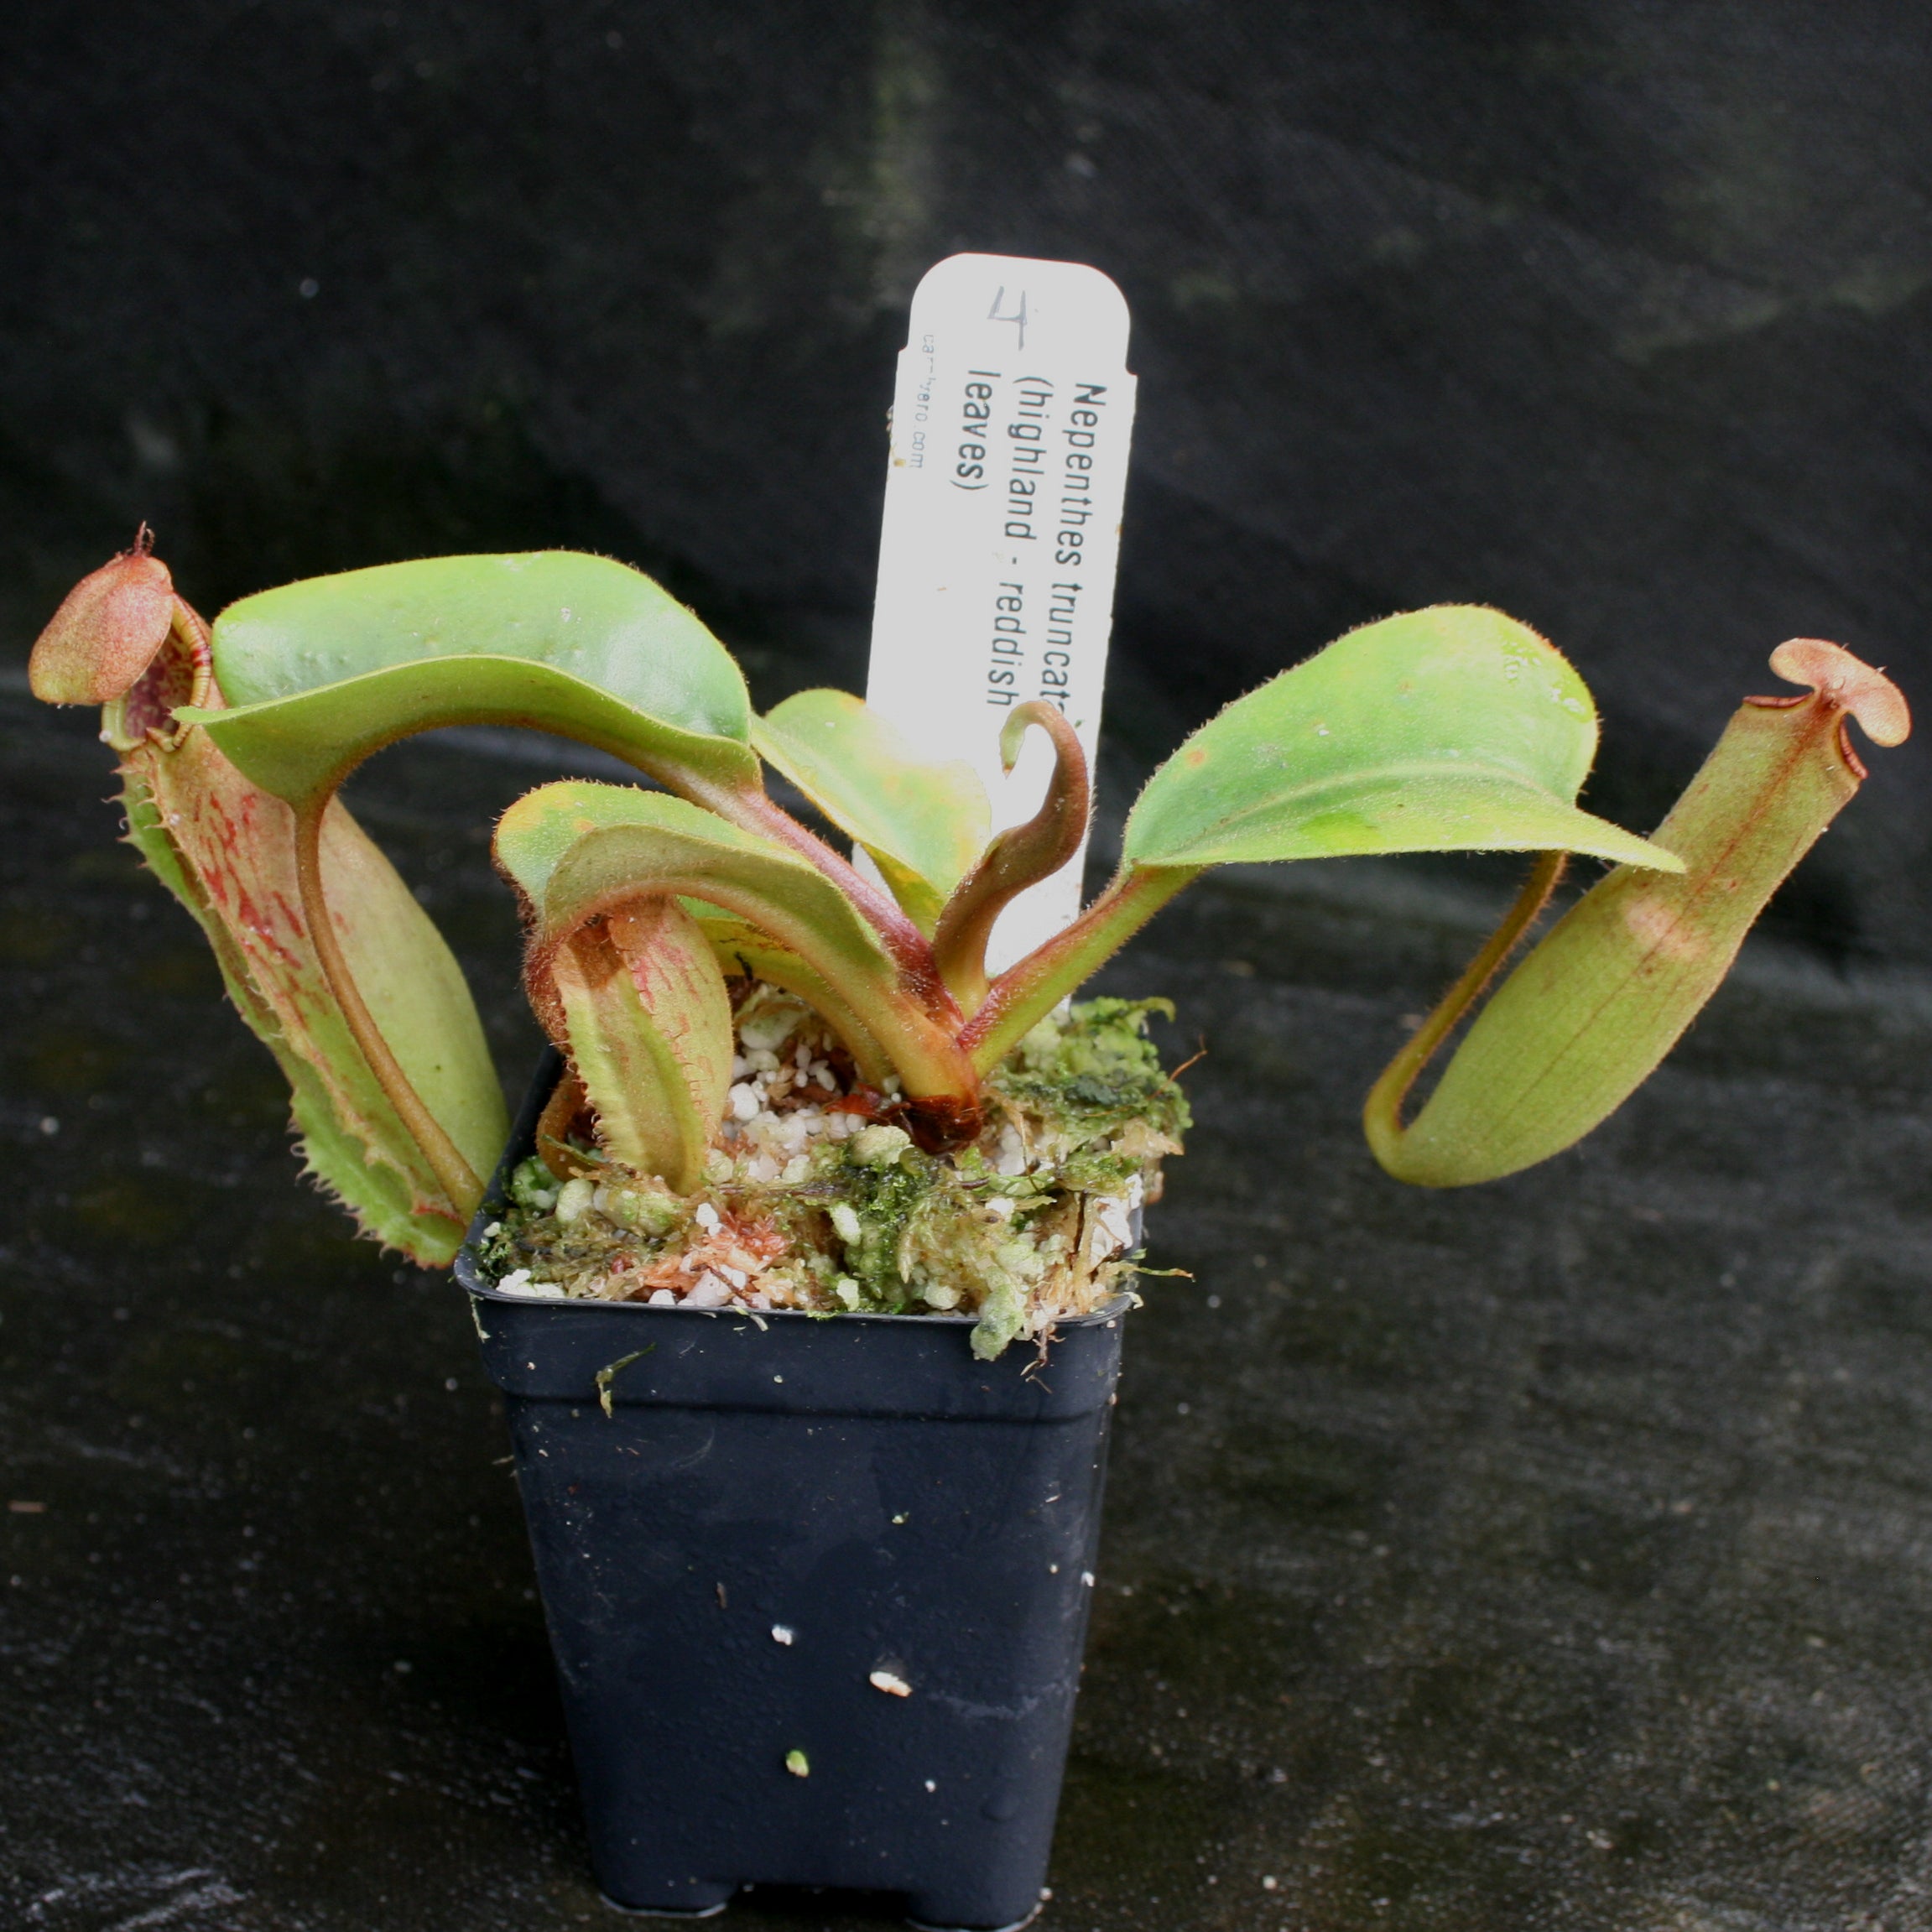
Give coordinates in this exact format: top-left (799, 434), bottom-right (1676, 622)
top-left (7, 6), bottom-right (1932, 1929)
top-left (3, 0), bottom-right (1928, 956)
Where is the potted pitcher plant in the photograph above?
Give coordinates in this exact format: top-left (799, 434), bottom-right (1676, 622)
top-left (29, 535), bottom-right (1908, 1928)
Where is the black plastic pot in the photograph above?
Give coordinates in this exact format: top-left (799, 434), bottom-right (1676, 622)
top-left (456, 1057), bottom-right (1127, 1930)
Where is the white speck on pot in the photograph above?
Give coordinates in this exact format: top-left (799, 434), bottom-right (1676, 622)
top-left (772, 1625), bottom-right (794, 1645)
top-left (1081, 1571), bottom-right (1095, 1587)
top-left (1263, 1876), bottom-right (1278, 1890)
top-left (924, 1778), bottom-right (936, 1793)
top-left (869, 1669), bottom-right (913, 1697)
top-left (784, 1749), bottom-right (810, 1778)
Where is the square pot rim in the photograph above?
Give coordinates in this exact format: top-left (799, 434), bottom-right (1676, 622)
top-left (456, 1263), bottom-right (1137, 1334)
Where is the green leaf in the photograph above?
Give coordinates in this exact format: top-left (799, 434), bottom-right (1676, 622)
top-left (181, 552), bottom-right (759, 808)
top-left (545, 898), bottom-right (733, 1193)
top-left (1123, 607), bottom-right (1681, 872)
top-left (501, 783), bottom-right (904, 1003)
top-left (751, 689), bottom-right (989, 933)
top-left (497, 781), bottom-right (975, 1108)
top-left (1370, 644), bottom-right (1909, 1185)
top-left (683, 906), bottom-right (897, 1087)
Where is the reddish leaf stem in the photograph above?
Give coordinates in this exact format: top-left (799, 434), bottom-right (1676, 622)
top-left (696, 782), bottom-right (961, 1024)
top-left (959, 863), bottom-right (1201, 1074)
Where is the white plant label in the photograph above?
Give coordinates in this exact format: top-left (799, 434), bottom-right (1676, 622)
top-left (864, 253), bottom-right (1137, 974)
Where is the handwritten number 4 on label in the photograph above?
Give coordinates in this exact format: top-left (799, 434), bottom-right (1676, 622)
top-left (987, 285), bottom-right (1028, 349)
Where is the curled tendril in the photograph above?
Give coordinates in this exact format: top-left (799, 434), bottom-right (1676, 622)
top-left (931, 701), bottom-right (1092, 1013)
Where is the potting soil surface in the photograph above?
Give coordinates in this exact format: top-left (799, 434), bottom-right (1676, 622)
top-left (7, 688), bottom-right (1932, 1932)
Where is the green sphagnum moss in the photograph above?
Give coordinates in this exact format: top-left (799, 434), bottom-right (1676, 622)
top-left (477, 996), bottom-right (1189, 1358)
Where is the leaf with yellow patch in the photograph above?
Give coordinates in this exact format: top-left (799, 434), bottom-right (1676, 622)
top-left (752, 689), bottom-right (988, 933)
top-left (1124, 607), bottom-right (1679, 872)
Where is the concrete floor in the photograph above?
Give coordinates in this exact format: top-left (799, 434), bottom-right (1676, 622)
top-left (7, 687), bottom-right (1932, 1930)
